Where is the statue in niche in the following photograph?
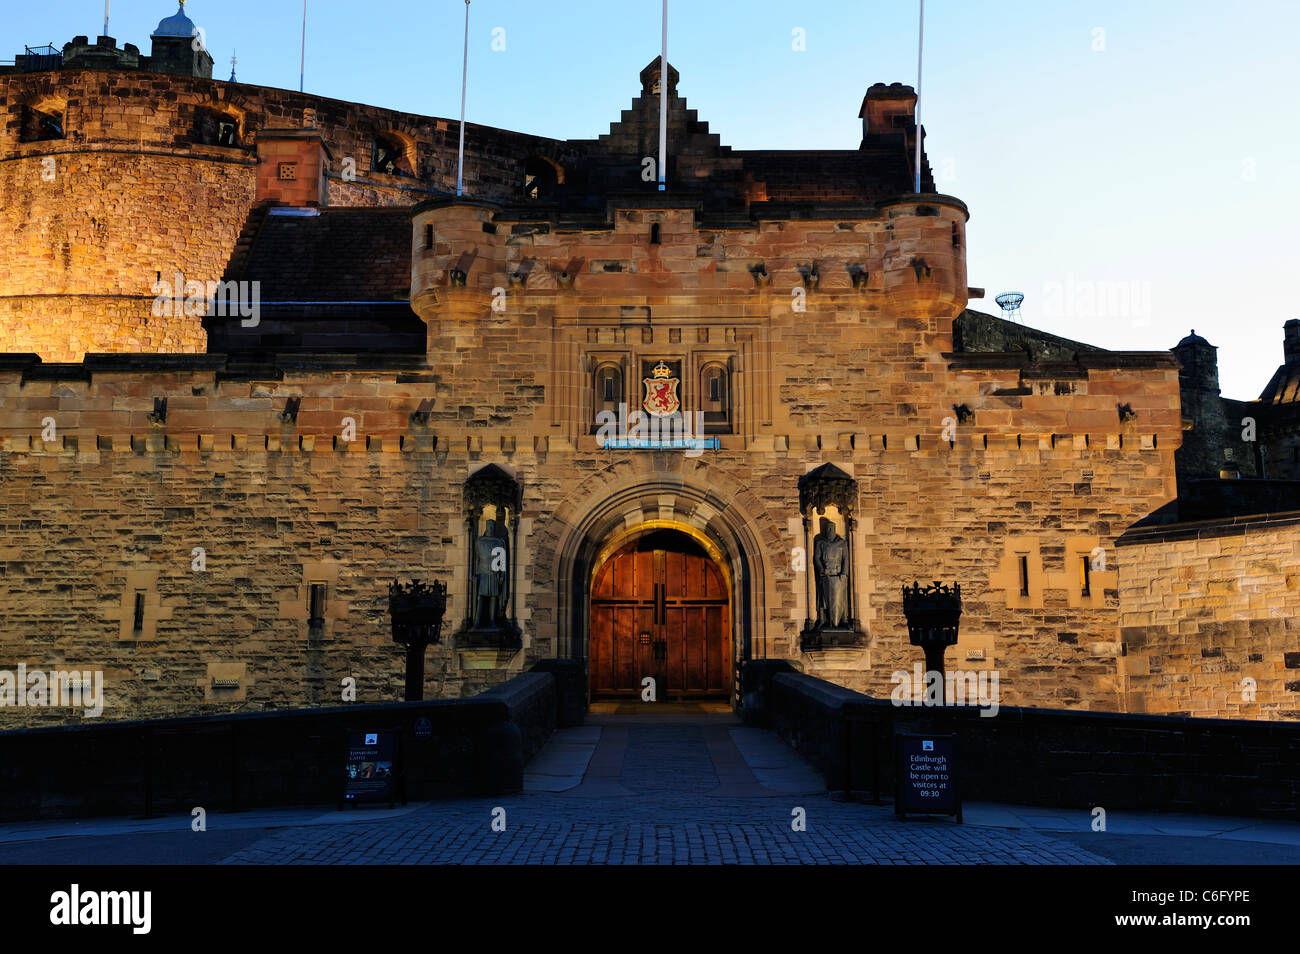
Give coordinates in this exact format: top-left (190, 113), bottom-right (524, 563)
top-left (813, 517), bottom-right (849, 629)
top-left (474, 518), bottom-right (509, 627)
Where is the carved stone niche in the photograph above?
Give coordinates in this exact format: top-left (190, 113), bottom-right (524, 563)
top-left (456, 464), bottom-right (523, 668)
top-left (798, 463), bottom-right (867, 652)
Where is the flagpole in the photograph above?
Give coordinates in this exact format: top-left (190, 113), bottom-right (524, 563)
top-left (658, 0), bottom-right (668, 192)
top-left (457, 0), bottom-right (470, 197)
top-left (103, 1), bottom-right (110, 37)
top-left (299, 0), bottom-right (307, 93)
top-left (914, 0), bottom-right (924, 193)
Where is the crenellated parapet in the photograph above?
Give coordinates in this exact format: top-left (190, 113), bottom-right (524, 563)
top-left (411, 194), bottom-right (971, 326)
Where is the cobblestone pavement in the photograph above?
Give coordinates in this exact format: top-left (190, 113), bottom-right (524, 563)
top-left (218, 712), bottom-right (1111, 865)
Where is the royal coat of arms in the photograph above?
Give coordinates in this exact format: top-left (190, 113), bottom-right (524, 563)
top-left (642, 361), bottom-right (681, 417)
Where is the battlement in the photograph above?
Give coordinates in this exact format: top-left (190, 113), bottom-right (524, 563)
top-left (0, 348), bottom-right (1177, 467)
top-left (411, 194), bottom-right (970, 321)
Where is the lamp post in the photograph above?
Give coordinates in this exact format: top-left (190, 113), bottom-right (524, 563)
top-left (901, 580), bottom-right (962, 702)
top-left (389, 579), bottom-right (448, 702)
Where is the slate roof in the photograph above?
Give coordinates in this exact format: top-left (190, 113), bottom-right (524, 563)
top-left (493, 60), bottom-right (930, 217)
top-left (952, 309), bottom-right (1106, 360)
top-left (737, 148), bottom-right (919, 205)
top-left (205, 205), bottom-right (424, 355)
top-left (232, 206), bottom-right (411, 302)
top-left (1258, 361), bottom-right (1300, 405)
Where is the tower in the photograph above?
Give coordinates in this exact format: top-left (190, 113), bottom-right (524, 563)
top-left (149, 1), bottom-right (213, 78)
top-left (1173, 330), bottom-right (1232, 481)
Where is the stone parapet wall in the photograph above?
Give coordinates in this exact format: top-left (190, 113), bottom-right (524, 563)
top-left (0, 667), bottom-right (564, 821)
top-left (760, 665), bottom-right (1300, 817)
top-left (1116, 511), bottom-right (1300, 720)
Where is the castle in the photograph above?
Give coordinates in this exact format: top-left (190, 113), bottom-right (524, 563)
top-left (1, 3), bottom-right (1295, 726)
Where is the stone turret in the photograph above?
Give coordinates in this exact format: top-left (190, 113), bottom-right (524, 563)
top-left (1173, 330), bottom-right (1233, 480)
top-left (150, 1), bottom-right (213, 78)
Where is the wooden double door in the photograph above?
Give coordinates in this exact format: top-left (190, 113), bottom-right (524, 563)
top-left (589, 530), bottom-right (731, 698)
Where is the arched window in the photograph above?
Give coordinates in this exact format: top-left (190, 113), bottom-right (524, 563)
top-left (20, 104), bottom-right (63, 142)
top-left (373, 133), bottom-right (414, 177)
top-left (523, 157), bottom-right (560, 200)
top-left (593, 363), bottom-right (623, 428)
top-left (700, 362), bottom-right (730, 432)
top-left (193, 107), bottom-right (240, 147)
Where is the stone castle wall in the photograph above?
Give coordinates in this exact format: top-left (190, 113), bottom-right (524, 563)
top-left (1117, 513), bottom-right (1300, 720)
top-left (0, 69), bottom-right (571, 360)
top-left (0, 360), bottom-right (467, 726)
top-left (0, 194), bottom-right (1192, 727)
top-left (0, 355), bottom-right (1179, 726)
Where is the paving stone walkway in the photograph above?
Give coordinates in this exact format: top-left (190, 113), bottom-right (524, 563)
top-left (10, 704), bottom-right (1289, 864)
top-left (216, 706), bottom-right (1111, 865)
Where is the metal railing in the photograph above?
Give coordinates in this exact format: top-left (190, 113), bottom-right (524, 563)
top-left (18, 45), bottom-right (62, 73)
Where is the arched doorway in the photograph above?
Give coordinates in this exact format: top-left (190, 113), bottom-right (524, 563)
top-left (589, 528), bottom-right (732, 699)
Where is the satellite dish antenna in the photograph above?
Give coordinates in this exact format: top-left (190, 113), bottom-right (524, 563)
top-left (995, 291), bottom-right (1025, 324)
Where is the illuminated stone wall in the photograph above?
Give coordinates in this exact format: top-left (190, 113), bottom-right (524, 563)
top-left (0, 69), bottom-right (571, 360)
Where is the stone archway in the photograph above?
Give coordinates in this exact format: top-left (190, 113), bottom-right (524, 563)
top-left (589, 524), bottom-right (731, 699)
top-left (545, 469), bottom-right (775, 705)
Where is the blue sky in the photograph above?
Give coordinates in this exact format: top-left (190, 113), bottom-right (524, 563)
top-left (5, 0), bottom-right (1298, 398)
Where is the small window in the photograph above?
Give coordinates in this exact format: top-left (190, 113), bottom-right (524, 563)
top-left (21, 105), bottom-right (63, 142)
top-left (1018, 556), bottom-right (1030, 597)
top-left (308, 583), bottom-right (327, 636)
top-left (424, 224), bottom-right (434, 249)
top-left (193, 107), bottom-right (240, 147)
top-left (373, 134), bottom-right (413, 177)
top-left (523, 157), bottom-right (559, 200)
top-left (700, 363), bottom-right (730, 433)
top-left (1079, 555), bottom-right (1091, 597)
top-left (592, 364), bottom-right (623, 429)
top-left (133, 591), bottom-right (146, 634)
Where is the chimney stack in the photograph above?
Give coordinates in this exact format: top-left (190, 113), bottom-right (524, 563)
top-left (859, 82), bottom-right (917, 142)
top-left (255, 127), bottom-right (332, 207)
top-left (1284, 319), bottom-right (1300, 366)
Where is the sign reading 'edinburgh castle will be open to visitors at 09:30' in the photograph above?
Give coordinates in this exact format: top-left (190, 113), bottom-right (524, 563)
top-left (895, 734), bottom-right (961, 823)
